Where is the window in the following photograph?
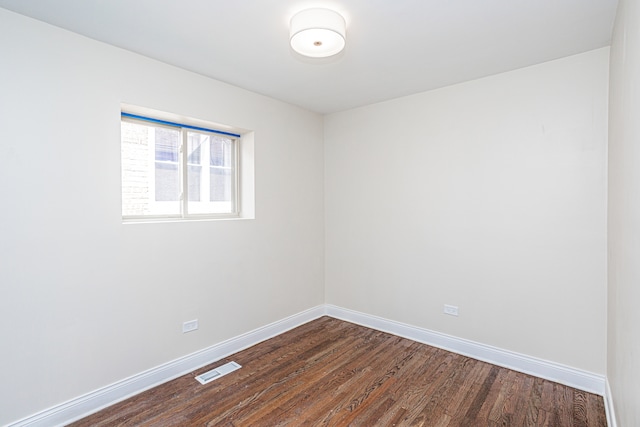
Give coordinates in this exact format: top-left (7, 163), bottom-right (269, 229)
top-left (121, 112), bottom-right (240, 220)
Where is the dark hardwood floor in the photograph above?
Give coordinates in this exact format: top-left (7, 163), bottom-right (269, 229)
top-left (69, 317), bottom-right (606, 426)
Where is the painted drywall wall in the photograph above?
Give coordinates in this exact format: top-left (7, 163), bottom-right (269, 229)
top-left (608, 0), bottom-right (640, 424)
top-left (325, 48), bottom-right (609, 375)
top-left (0, 9), bottom-right (324, 425)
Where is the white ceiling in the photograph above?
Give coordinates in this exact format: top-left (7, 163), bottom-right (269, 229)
top-left (0, 0), bottom-right (618, 114)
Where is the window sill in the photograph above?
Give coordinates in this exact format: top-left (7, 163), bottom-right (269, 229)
top-left (122, 215), bottom-right (253, 225)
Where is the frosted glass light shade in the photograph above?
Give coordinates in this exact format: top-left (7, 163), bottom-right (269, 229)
top-left (290, 8), bottom-right (346, 58)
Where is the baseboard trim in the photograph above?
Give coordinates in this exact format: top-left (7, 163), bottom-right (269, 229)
top-left (8, 305), bottom-right (326, 427)
top-left (604, 378), bottom-right (617, 427)
top-left (325, 305), bottom-right (606, 396)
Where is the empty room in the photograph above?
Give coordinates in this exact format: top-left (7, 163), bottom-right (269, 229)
top-left (0, 0), bottom-right (638, 426)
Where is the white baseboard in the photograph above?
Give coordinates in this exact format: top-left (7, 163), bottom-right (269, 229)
top-left (325, 304), bottom-right (606, 396)
top-left (7, 305), bottom-right (326, 427)
top-left (604, 379), bottom-right (617, 427)
top-left (9, 304), bottom-right (608, 426)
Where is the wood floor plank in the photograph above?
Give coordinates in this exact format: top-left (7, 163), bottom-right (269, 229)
top-left (409, 356), bottom-right (478, 426)
top-left (467, 364), bottom-right (511, 423)
top-left (587, 390), bottom-right (608, 427)
top-left (510, 374), bottom-right (536, 426)
top-left (69, 317), bottom-right (607, 426)
top-left (574, 389), bottom-right (591, 427)
top-left (524, 376), bottom-right (544, 425)
top-left (538, 379), bottom-right (560, 427)
top-left (455, 364), bottom-right (500, 424)
top-left (487, 368), bottom-right (519, 425)
top-left (557, 382), bottom-right (576, 426)
top-left (424, 358), bottom-right (490, 425)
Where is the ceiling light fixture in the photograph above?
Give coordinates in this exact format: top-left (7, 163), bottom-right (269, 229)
top-left (290, 8), bottom-right (346, 58)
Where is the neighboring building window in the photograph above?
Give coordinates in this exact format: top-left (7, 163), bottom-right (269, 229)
top-left (121, 112), bottom-right (240, 220)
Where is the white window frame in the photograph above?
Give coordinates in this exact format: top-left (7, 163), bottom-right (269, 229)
top-left (121, 114), bottom-right (241, 222)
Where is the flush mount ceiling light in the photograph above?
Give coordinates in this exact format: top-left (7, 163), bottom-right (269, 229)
top-left (290, 8), bottom-right (346, 58)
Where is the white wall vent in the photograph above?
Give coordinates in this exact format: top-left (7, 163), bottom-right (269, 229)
top-left (195, 361), bottom-right (241, 385)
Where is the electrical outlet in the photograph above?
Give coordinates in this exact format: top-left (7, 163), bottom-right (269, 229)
top-left (182, 319), bottom-right (198, 333)
top-left (443, 304), bottom-right (459, 316)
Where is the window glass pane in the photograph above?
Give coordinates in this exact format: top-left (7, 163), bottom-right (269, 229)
top-left (155, 130), bottom-right (179, 162)
top-left (121, 120), bottom-right (181, 216)
top-left (187, 132), bottom-right (234, 214)
top-left (187, 132), bottom-right (203, 165)
top-left (210, 168), bottom-right (232, 202)
top-left (153, 127), bottom-right (181, 204)
top-left (122, 121), bottom-right (149, 216)
top-left (187, 133), bottom-right (205, 202)
top-left (187, 165), bottom-right (202, 201)
top-left (155, 162), bottom-right (180, 201)
top-left (210, 137), bottom-right (232, 167)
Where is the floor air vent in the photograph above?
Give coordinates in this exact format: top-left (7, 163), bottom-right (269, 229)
top-left (195, 361), bottom-right (241, 385)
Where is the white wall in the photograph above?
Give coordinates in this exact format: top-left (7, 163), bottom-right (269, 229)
top-left (608, 0), bottom-right (640, 424)
top-left (0, 9), bottom-right (324, 425)
top-left (325, 48), bottom-right (609, 374)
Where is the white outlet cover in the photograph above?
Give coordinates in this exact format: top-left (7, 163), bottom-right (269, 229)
top-left (444, 305), bottom-right (459, 316)
top-left (182, 319), bottom-right (198, 333)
